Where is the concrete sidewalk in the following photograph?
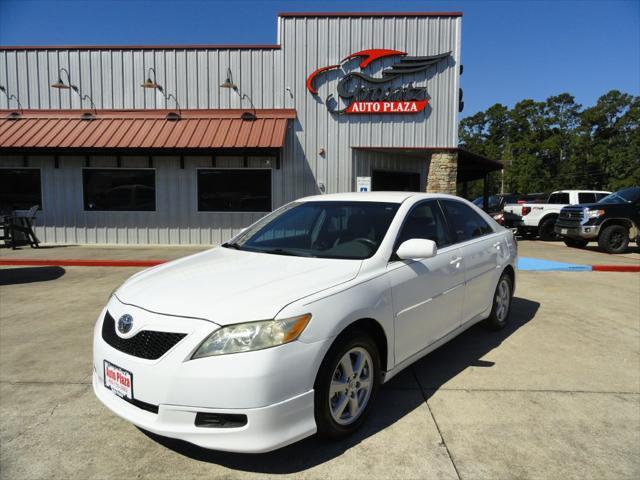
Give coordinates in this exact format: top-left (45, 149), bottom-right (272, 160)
top-left (1, 245), bottom-right (639, 478)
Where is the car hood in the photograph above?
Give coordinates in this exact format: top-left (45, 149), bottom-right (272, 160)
top-left (115, 247), bottom-right (362, 325)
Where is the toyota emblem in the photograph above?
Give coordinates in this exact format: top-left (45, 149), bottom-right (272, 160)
top-left (117, 314), bottom-right (134, 334)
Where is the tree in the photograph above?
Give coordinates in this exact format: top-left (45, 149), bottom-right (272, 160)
top-left (458, 90), bottom-right (639, 198)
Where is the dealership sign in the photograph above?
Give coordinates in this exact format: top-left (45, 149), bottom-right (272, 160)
top-left (306, 49), bottom-right (450, 115)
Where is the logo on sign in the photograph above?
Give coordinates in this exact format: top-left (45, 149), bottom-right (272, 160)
top-left (117, 314), bottom-right (134, 334)
top-left (306, 49), bottom-right (451, 115)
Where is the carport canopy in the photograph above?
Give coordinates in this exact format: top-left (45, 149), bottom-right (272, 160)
top-left (352, 146), bottom-right (502, 183)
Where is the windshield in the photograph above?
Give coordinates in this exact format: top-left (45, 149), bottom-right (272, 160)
top-left (598, 187), bottom-right (640, 205)
top-left (224, 201), bottom-right (400, 259)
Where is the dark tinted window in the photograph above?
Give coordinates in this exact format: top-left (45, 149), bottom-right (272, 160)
top-left (595, 193), bottom-right (609, 201)
top-left (548, 192), bottom-right (570, 204)
top-left (230, 201), bottom-right (399, 259)
top-left (372, 170), bottom-right (421, 192)
top-left (0, 169), bottom-right (42, 211)
top-left (397, 201), bottom-right (451, 248)
top-left (578, 193), bottom-right (597, 204)
top-left (83, 169), bottom-right (155, 211)
top-left (198, 169), bottom-right (271, 212)
top-left (440, 200), bottom-right (493, 243)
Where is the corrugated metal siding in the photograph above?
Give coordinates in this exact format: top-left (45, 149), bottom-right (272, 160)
top-left (0, 154), bottom-right (278, 245)
top-left (0, 15), bottom-right (461, 244)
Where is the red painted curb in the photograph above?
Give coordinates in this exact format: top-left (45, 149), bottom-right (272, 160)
top-left (0, 259), bottom-right (167, 267)
top-left (591, 264), bottom-right (640, 272)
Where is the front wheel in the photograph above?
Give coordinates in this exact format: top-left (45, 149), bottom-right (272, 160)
top-left (314, 332), bottom-right (381, 439)
top-left (598, 225), bottom-right (629, 254)
top-left (564, 238), bottom-right (589, 249)
top-left (483, 272), bottom-right (514, 330)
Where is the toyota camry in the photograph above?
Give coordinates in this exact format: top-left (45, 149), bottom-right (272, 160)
top-left (93, 192), bottom-right (517, 453)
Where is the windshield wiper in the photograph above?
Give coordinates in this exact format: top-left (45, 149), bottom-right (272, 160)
top-left (222, 242), bottom-right (243, 250)
top-left (263, 248), bottom-right (316, 257)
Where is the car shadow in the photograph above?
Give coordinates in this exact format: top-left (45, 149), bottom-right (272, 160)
top-left (0, 266), bottom-right (66, 286)
top-left (140, 297), bottom-right (540, 473)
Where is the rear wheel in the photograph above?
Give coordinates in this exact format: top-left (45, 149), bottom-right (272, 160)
top-left (483, 272), bottom-right (513, 330)
top-left (598, 225), bottom-right (629, 254)
top-left (538, 216), bottom-right (558, 241)
top-left (564, 238), bottom-right (589, 249)
top-left (314, 331), bottom-right (381, 439)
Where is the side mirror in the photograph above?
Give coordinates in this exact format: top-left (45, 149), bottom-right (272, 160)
top-left (396, 239), bottom-right (437, 260)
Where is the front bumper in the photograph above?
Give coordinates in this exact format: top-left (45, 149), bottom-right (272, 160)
top-left (93, 372), bottom-right (316, 453)
top-left (554, 224), bottom-right (601, 239)
top-left (93, 298), bottom-right (332, 452)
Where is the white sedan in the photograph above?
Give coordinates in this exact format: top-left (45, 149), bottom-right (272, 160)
top-left (93, 192), bottom-right (517, 453)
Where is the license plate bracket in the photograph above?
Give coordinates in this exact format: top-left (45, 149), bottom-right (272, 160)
top-left (103, 360), bottom-right (133, 400)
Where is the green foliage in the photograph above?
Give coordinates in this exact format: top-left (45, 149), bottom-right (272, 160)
top-left (459, 90), bottom-right (640, 198)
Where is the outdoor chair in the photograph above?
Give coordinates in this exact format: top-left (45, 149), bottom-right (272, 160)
top-left (0, 205), bottom-right (40, 249)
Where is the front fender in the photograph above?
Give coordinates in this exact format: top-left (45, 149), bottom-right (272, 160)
top-left (285, 273), bottom-right (395, 371)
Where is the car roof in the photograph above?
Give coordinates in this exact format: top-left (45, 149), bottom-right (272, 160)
top-left (297, 191), bottom-right (460, 203)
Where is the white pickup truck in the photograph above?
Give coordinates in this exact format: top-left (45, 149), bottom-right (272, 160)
top-left (504, 190), bottom-right (610, 240)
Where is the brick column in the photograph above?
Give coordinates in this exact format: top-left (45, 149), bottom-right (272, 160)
top-left (426, 151), bottom-right (458, 194)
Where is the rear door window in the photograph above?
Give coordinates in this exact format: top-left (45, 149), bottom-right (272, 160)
top-left (440, 200), bottom-right (494, 243)
top-left (548, 193), bottom-right (570, 204)
top-left (578, 193), bottom-right (597, 204)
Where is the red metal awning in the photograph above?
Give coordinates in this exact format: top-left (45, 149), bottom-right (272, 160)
top-left (0, 109), bottom-right (296, 151)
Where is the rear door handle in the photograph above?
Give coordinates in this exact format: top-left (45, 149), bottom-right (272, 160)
top-left (493, 241), bottom-right (502, 249)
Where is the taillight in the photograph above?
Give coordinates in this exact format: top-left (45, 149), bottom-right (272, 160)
top-left (521, 206), bottom-right (531, 216)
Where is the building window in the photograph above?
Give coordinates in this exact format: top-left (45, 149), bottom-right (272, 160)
top-left (197, 169), bottom-right (272, 212)
top-left (83, 169), bottom-right (156, 211)
top-left (372, 170), bottom-right (421, 192)
top-left (0, 168), bottom-right (42, 211)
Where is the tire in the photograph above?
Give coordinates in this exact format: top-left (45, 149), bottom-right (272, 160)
top-left (564, 238), bottom-right (589, 249)
top-left (538, 216), bottom-right (558, 241)
top-left (314, 330), bottom-right (381, 439)
top-left (598, 224), bottom-right (629, 254)
top-left (483, 272), bottom-right (514, 330)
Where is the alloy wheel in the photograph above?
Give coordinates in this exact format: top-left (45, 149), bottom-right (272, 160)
top-left (495, 277), bottom-right (511, 323)
top-left (328, 347), bottom-right (373, 425)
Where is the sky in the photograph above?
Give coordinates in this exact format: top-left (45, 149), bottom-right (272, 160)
top-left (0, 0), bottom-right (638, 117)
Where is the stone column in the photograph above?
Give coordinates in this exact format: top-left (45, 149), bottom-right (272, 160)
top-left (426, 151), bottom-right (458, 194)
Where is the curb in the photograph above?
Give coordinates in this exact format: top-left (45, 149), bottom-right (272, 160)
top-left (591, 264), bottom-right (640, 272)
top-left (1, 258), bottom-right (638, 272)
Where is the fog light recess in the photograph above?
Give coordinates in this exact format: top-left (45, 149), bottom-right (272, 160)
top-left (194, 412), bottom-right (247, 428)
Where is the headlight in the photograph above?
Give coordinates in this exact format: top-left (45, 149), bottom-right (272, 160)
top-left (585, 208), bottom-right (605, 218)
top-left (192, 313), bottom-right (312, 358)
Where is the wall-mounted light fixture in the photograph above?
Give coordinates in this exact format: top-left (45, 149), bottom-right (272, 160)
top-left (51, 68), bottom-right (97, 114)
top-left (139, 67), bottom-right (181, 119)
top-left (0, 85), bottom-right (24, 113)
top-left (141, 67), bottom-right (164, 92)
top-left (220, 67), bottom-right (256, 120)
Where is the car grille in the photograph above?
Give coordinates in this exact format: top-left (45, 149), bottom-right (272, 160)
top-left (102, 311), bottom-right (187, 360)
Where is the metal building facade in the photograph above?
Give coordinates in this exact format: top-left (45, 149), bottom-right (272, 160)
top-left (0, 13), bottom-right (463, 245)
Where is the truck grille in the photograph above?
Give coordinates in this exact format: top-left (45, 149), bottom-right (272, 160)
top-left (557, 206), bottom-right (584, 228)
top-left (102, 311), bottom-right (187, 360)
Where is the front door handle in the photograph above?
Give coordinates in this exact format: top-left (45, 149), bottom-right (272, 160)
top-left (493, 241), bottom-right (502, 249)
top-left (449, 256), bottom-right (463, 265)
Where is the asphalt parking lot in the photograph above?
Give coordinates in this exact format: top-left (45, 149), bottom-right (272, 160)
top-left (1, 241), bottom-right (639, 479)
